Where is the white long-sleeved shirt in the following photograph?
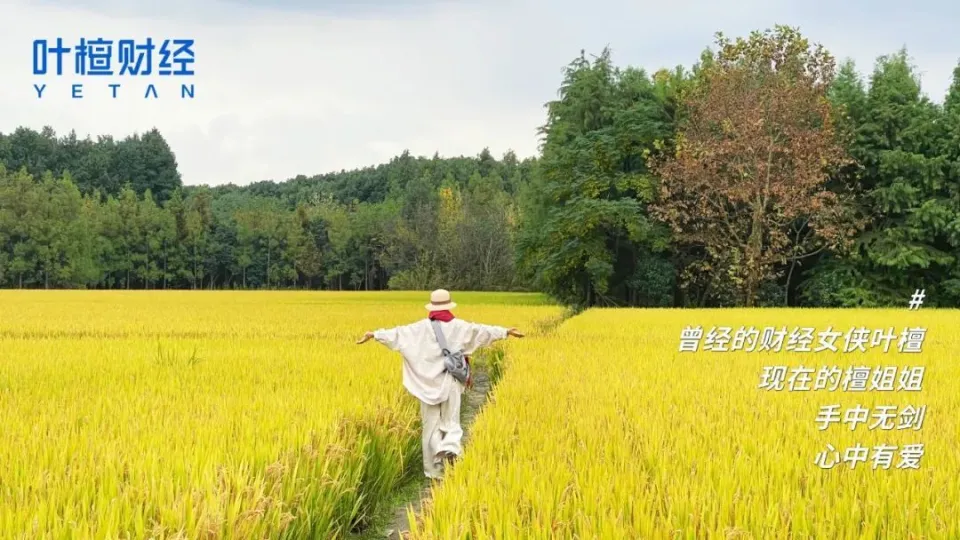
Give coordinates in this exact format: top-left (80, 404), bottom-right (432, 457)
top-left (373, 318), bottom-right (509, 405)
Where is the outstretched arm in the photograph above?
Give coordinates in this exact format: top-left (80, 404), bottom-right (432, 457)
top-left (357, 325), bottom-right (407, 351)
top-left (463, 322), bottom-right (524, 354)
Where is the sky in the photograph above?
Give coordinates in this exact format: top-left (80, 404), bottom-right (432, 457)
top-left (1, 0), bottom-right (958, 187)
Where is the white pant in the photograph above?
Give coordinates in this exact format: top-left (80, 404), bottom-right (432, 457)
top-left (420, 384), bottom-right (464, 479)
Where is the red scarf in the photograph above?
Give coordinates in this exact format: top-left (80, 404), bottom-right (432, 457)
top-left (428, 310), bottom-right (455, 322)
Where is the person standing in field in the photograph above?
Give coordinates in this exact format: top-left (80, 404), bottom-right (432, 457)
top-left (355, 289), bottom-right (524, 480)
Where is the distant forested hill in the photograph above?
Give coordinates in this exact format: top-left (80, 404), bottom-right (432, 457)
top-left (3, 25), bottom-right (959, 308)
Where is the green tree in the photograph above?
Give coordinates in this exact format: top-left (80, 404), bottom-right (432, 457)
top-left (517, 48), bottom-right (675, 307)
top-left (804, 51), bottom-right (960, 306)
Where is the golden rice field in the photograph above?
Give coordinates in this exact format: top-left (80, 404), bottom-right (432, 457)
top-left (0, 290), bottom-right (563, 539)
top-left (3, 291), bottom-right (958, 539)
top-left (412, 308), bottom-right (960, 539)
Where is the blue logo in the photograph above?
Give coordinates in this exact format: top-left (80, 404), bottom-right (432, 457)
top-left (32, 37), bottom-right (196, 100)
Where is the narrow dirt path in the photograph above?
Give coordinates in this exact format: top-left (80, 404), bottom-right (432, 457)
top-left (382, 368), bottom-right (493, 540)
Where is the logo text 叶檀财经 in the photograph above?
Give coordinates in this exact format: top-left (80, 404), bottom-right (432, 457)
top-left (32, 37), bottom-right (196, 100)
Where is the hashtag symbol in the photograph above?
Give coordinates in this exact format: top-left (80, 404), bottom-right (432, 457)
top-left (908, 289), bottom-right (925, 310)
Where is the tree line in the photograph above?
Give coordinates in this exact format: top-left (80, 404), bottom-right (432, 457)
top-left (1, 25), bottom-right (958, 308)
top-left (520, 26), bottom-right (959, 308)
top-left (0, 142), bottom-right (529, 291)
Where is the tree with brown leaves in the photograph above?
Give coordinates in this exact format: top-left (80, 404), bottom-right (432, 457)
top-left (650, 26), bottom-right (862, 307)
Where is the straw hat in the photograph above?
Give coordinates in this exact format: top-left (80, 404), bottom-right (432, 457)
top-left (425, 289), bottom-right (457, 311)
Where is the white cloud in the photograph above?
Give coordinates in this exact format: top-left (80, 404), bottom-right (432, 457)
top-left (1, 0), bottom-right (957, 187)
